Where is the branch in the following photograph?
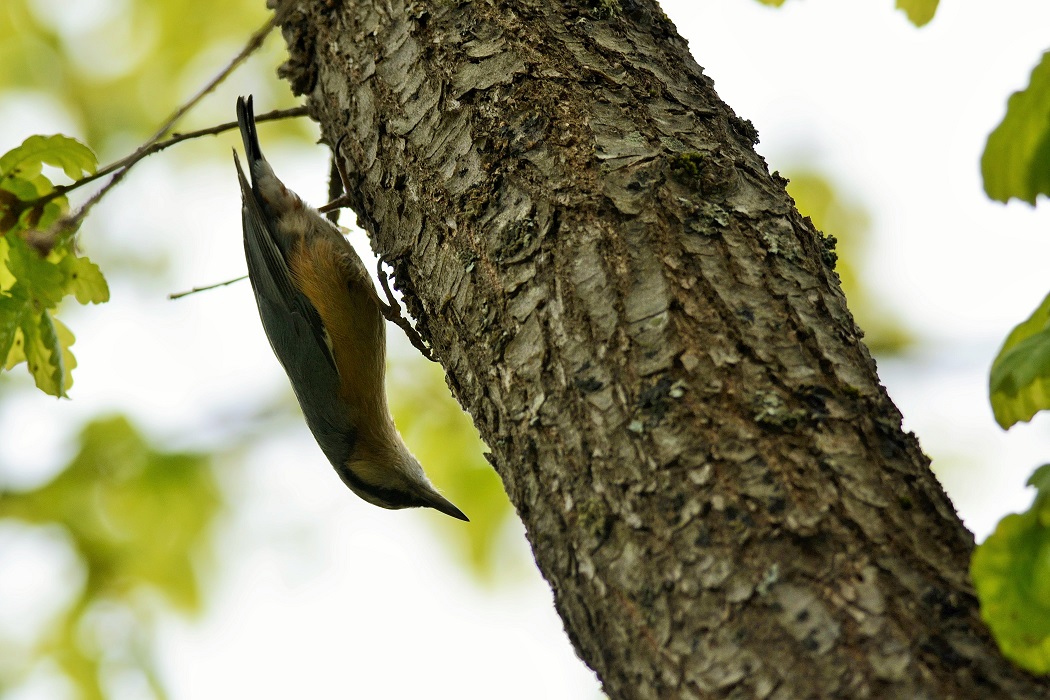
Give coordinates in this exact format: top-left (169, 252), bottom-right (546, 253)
top-left (44, 107), bottom-right (308, 203)
top-left (29, 5), bottom-right (299, 249)
top-left (168, 275), bottom-right (249, 301)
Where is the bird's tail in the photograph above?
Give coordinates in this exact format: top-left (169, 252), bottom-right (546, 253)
top-left (236, 95), bottom-right (264, 168)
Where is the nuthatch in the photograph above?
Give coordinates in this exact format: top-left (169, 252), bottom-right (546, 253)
top-left (233, 95), bottom-right (467, 521)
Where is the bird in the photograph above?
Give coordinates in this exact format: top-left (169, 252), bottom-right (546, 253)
top-left (233, 95), bottom-right (467, 521)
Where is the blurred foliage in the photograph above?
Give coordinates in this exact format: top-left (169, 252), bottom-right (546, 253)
top-left (990, 291), bottom-right (1050, 429)
top-left (895, 0), bottom-right (938, 27)
top-left (983, 51), bottom-right (1050, 205)
top-left (786, 171), bottom-right (912, 356)
top-left (0, 0), bottom-right (313, 393)
top-left (1, 1), bottom-right (282, 698)
top-left (0, 0), bottom-right (284, 151)
top-left (753, 0), bottom-right (940, 25)
top-left (980, 44), bottom-right (1050, 672)
top-left (1, 134), bottom-right (108, 397)
top-left (972, 464), bottom-right (1050, 673)
top-left (0, 415), bottom-right (220, 699)
top-left (389, 360), bottom-right (515, 583)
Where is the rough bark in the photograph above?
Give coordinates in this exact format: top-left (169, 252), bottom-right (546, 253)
top-left (272, 0), bottom-right (1048, 697)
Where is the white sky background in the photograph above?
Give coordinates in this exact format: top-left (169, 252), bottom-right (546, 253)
top-left (2, 1), bottom-right (1050, 698)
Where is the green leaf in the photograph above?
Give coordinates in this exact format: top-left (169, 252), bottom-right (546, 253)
top-left (4, 233), bottom-right (66, 306)
top-left (0, 174), bottom-right (70, 237)
top-left (895, 0), bottom-right (938, 27)
top-left (22, 309), bottom-right (69, 397)
top-left (753, 0), bottom-right (787, 6)
top-left (52, 316), bottom-right (77, 393)
top-left (60, 254), bottom-right (110, 304)
top-left (0, 174), bottom-right (43, 201)
top-left (4, 327), bottom-right (25, 369)
top-left (0, 235), bottom-right (13, 292)
top-left (1029, 464), bottom-right (1050, 494)
top-left (0, 134), bottom-right (97, 182)
top-left (983, 52), bottom-right (1050, 204)
top-left (991, 292), bottom-right (1050, 428)
top-left (5, 306), bottom-right (78, 397)
top-left (0, 293), bottom-right (22, 366)
top-left (973, 471), bottom-right (1050, 673)
top-left (0, 232), bottom-right (107, 394)
top-left (31, 198), bottom-right (67, 231)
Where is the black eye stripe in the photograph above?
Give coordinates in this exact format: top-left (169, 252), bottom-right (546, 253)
top-left (336, 467), bottom-right (424, 509)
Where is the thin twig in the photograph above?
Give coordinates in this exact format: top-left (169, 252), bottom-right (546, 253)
top-left (147, 13), bottom-right (284, 145)
top-left (168, 275), bottom-right (249, 300)
top-left (48, 6), bottom-right (295, 239)
top-left (40, 107), bottom-right (308, 203)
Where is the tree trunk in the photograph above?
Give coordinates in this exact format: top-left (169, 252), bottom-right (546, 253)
top-left (273, 0), bottom-right (1048, 696)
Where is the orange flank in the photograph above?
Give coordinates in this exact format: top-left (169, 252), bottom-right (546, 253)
top-left (288, 236), bottom-right (386, 412)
